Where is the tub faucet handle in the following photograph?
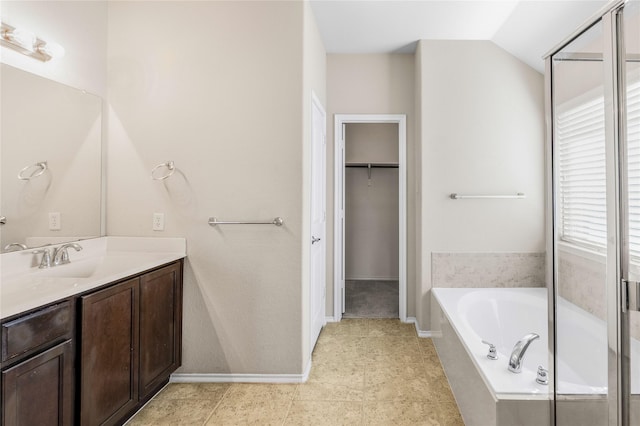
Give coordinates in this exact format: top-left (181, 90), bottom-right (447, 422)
top-left (536, 366), bottom-right (549, 385)
top-left (481, 340), bottom-right (498, 360)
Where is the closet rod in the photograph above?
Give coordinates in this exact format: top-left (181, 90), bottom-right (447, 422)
top-left (345, 163), bottom-right (398, 168)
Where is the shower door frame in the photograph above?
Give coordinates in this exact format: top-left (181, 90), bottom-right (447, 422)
top-left (545, 0), bottom-right (630, 424)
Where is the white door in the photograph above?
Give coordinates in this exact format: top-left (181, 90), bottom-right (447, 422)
top-left (310, 93), bottom-right (326, 350)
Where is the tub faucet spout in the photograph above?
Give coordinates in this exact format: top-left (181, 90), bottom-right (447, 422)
top-left (508, 333), bottom-right (539, 373)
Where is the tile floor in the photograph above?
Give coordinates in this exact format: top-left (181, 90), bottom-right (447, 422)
top-left (126, 319), bottom-right (464, 425)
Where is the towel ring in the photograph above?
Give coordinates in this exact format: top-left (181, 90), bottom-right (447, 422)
top-left (18, 161), bottom-right (48, 180)
top-left (151, 161), bottom-right (176, 180)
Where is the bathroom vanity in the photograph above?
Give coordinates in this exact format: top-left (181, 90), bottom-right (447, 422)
top-left (0, 237), bottom-right (185, 426)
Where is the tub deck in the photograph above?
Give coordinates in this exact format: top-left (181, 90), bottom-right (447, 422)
top-left (431, 287), bottom-right (640, 426)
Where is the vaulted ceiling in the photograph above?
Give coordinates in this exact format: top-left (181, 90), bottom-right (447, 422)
top-left (309, 0), bottom-right (609, 72)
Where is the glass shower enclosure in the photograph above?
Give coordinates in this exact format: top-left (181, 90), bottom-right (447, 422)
top-left (547, 0), bottom-right (640, 424)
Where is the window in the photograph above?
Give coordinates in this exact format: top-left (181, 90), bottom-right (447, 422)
top-left (557, 80), bottom-right (640, 255)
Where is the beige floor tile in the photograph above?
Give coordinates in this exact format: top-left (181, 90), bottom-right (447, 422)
top-left (153, 383), bottom-right (230, 401)
top-left (126, 321), bottom-right (463, 426)
top-left (296, 381), bottom-right (364, 402)
top-left (307, 361), bottom-right (366, 386)
top-left (364, 336), bottom-right (423, 363)
top-left (313, 334), bottom-right (368, 364)
top-left (422, 369), bottom-right (457, 403)
top-left (127, 399), bottom-right (216, 426)
top-left (207, 394), bottom-right (291, 425)
top-left (424, 361), bottom-right (448, 382)
top-left (298, 361), bottom-right (365, 401)
top-left (284, 400), bottom-right (363, 425)
top-left (363, 400), bottom-right (464, 426)
top-left (322, 319), bottom-right (368, 336)
top-left (365, 362), bottom-right (441, 402)
top-left (418, 338), bottom-right (440, 363)
top-left (366, 319), bottom-right (417, 337)
top-left (204, 383), bottom-right (296, 425)
top-left (312, 348), bottom-right (367, 366)
top-left (223, 383), bottom-right (297, 400)
top-left (418, 337), bottom-right (436, 350)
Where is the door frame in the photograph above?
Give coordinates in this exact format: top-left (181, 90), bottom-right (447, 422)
top-left (333, 114), bottom-right (407, 322)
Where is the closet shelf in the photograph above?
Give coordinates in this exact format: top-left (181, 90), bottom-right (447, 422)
top-left (345, 162), bottom-right (399, 168)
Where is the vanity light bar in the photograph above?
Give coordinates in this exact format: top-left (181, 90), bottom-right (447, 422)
top-left (0, 22), bottom-right (64, 62)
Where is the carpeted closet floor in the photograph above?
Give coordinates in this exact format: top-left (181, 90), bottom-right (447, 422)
top-left (343, 280), bottom-right (399, 318)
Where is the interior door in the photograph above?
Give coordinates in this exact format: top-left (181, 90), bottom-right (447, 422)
top-left (310, 94), bottom-right (326, 351)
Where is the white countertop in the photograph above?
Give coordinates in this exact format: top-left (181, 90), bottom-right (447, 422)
top-left (0, 236), bottom-right (186, 320)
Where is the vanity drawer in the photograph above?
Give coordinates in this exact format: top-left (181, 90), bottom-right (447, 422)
top-left (1, 300), bottom-right (73, 363)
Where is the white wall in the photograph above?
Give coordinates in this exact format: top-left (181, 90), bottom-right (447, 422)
top-left (107, 0), bottom-right (321, 375)
top-left (326, 53), bottom-right (416, 317)
top-left (416, 40), bottom-right (545, 330)
top-left (0, 1), bottom-right (107, 97)
top-left (345, 123), bottom-right (399, 163)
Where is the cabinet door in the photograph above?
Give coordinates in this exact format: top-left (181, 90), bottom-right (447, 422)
top-left (80, 278), bottom-right (139, 426)
top-left (139, 262), bottom-right (182, 399)
top-left (2, 339), bottom-right (73, 426)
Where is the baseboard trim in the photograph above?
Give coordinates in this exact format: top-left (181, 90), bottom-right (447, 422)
top-left (324, 315), bottom-right (434, 337)
top-left (170, 359), bottom-right (312, 384)
top-left (405, 316), bottom-right (433, 338)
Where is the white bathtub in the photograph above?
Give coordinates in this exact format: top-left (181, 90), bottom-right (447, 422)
top-left (433, 287), bottom-right (640, 397)
top-left (431, 287), bottom-right (640, 426)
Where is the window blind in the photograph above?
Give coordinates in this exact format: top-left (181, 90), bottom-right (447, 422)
top-left (626, 80), bottom-right (640, 256)
top-left (557, 80), bottom-right (640, 255)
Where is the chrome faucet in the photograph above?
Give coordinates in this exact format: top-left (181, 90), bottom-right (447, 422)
top-left (52, 243), bottom-right (83, 266)
top-left (33, 248), bottom-right (53, 268)
top-left (508, 333), bottom-right (540, 373)
top-left (32, 243), bottom-right (83, 269)
top-left (3, 243), bottom-right (28, 252)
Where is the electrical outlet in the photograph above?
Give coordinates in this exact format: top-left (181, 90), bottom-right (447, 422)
top-left (153, 213), bottom-right (165, 231)
top-left (49, 212), bottom-right (61, 230)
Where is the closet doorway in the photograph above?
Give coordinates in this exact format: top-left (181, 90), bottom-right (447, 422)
top-left (333, 115), bottom-right (406, 322)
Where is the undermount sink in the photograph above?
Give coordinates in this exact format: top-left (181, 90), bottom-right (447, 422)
top-left (33, 252), bottom-right (174, 280)
top-left (37, 256), bottom-right (104, 278)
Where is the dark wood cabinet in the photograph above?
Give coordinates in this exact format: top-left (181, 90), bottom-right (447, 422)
top-left (79, 260), bottom-right (183, 426)
top-left (1, 339), bottom-right (74, 426)
top-left (139, 262), bottom-right (182, 400)
top-left (1, 301), bottom-right (73, 365)
top-left (1, 300), bottom-right (75, 426)
top-left (0, 259), bottom-right (183, 426)
top-left (80, 278), bottom-right (139, 426)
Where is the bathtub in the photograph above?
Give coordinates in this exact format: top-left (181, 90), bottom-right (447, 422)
top-left (431, 287), bottom-right (640, 426)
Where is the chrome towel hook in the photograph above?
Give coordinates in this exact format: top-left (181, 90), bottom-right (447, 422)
top-left (151, 161), bottom-right (176, 180)
top-left (18, 161), bottom-right (48, 180)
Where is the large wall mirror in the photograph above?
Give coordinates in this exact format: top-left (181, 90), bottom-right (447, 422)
top-left (1, 64), bottom-right (103, 251)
